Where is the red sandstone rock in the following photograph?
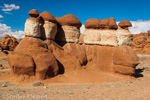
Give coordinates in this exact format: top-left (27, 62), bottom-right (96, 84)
top-left (39, 11), bottom-right (57, 23)
top-left (131, 32), bottom-right (150, 54)
top-left (28, 9), bottom-right (39, 18)
top-left (109, 17), bottom-right (118, 30)
top-left (85, 45), bottom-right (138, 75)
top-left (99, 18), bottom-right (109, 29)
top-left (55, 14), bottom-right (82, 28)
top-left (11, 37), bottom-right (60, 80)
top-left (113, 46), bottom-right (138, 68)
top-left (0, 35), bottom-right (19, 51)
top-left (118, 20), bottom-right (132, 28)
top-left (8, 52), bottom-right (35, 76)
top-left (63, 43), bottom-right (87, 65)
top-left (85, 19), bottom-right (101, 29)
top-left (44, 40), bottom-right (81, 72)
top-left (34, 51), bottom-right (59, 80)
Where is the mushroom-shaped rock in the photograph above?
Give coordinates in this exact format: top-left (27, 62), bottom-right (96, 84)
top-left (56, 14), bottom-right (82, 28)
top-left (116, 20), bottom-right (133, 46)
top-left (109, 17), bottom-right (118, 30)
top-left (55, 14), bottom-right (81, 43)
top-left (118, 20), bottom-right (132, 29)
top-left (24, 17), bottom-right (41, 38)
top-left (28, 9), bottom-right (39, 18)
top-left (99, 18), bottom-right (109, 29)
top-left (39, 11), bottom-right (57, 40)
top-left (85, 19), bottom-right (101, 29)
top-left (39, 11), bottom-right (57, 23)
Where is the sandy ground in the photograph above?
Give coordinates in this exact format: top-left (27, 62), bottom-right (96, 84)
top-left (0, 51), bottom-right (150, 100)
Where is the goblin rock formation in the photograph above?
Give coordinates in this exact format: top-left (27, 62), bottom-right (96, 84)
top-left (55, 14), bottom-right (82, 44)
top-left (7, 9), bottom-right (139, 80)
top-left (83, 18), bottom-right (133, 46)
top-left (0, 34), bottom-right (19, 51)
top-left (131, 31), bottom-right (150, 54)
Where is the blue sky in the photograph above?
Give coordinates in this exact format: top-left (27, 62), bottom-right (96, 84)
top-left (0, 0), bottom-right (150, 38)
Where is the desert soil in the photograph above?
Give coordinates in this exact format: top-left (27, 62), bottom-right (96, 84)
top-left (0, 51), bottom-right (150, 100)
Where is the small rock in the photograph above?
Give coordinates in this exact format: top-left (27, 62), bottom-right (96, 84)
top-left (0, 64), bottom-right (4, 70)
top-left (43, 86), bottom-right (47, 89)
top-left (32, 81), bottom-right (44, 87)
top-left (2, 84), bottom-right (7, 87)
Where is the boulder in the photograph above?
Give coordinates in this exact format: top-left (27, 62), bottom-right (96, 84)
top-left (39, 11), bottom-right (57, 23)
top-left (99, 18), bottom-right (109, 29)
top-left (118, 20), bottom-right (132, 29)
top-left (8, 52), bottom-right (35, 76)
top-left (14, 37), bottom-right (48, 58)
top-left (85, 19), bottom-right (101, 29)
top-left (34, 51), bottom-right (59, 80)
top-left (28, 9), bottom-right (39, 18)
top-left (108, 17), bottom-right (118, 30)
top-left (8, 37), bottom-right (60, 80)
top-left (56, 14), bottom-right (82, 28)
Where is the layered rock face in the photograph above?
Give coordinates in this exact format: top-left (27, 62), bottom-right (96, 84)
top-left (8, 9), bottom-right (138, 80)
top-left (83, 18), bottom-right (133, 46)
top-left (85, 45), bottom-right (138, 75)
top-left (83, 18), bottom-right (138, 75)
top-left (0, 34), bottom-right (19, 51)
top-left (55, 14), bottom-right (82, 43)
top-left (83, 18), bottom-right (118, 46)
top-left (131, 31), bottom-right (150, 54)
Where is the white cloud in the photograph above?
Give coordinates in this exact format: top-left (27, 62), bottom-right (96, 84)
top-left (0, 15), bottom-right (4, 18)
top-left (80, 20), bottom-right (150, 34)
top-left (0, 23), bottom-right (24, 39)
top-left (4, 12), bottom-right (13, 15)
top-left (2, 4), bottom-right (20, 11)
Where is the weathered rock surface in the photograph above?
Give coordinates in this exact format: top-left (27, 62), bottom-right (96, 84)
top-left (85, 45), bottom-right (138, 75)
top-left (8, 37), bottom-right (59, 80)
top-left (28, 9), bottom-right (39, 18)
top-left (24, 17), bottom-right (41, 38)
top-left (43, 21), bottom-right (57, 40)
top-left (116, 28), bottom-right (133, 46)
top-left (8, 52), bottom-right (35, 76)
top-left (55, 14), bottom-right (81, 43)
top-left (63, 43), bottom-right (87, 65)
top-left (0, 34), bottom-right (19, 51)
top-left (85, 19), bottom-right (101, 29)
top-left (131, 31), bottom-right (150, 54)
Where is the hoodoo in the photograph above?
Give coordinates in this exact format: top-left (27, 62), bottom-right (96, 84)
top-left (39, 11), bottom-right (57, 40)
top-left (84, 17), bottom-right (118, 46)
top-left (7, 10), bottom-right (139, 80)
top-left (116, 20), bottom-right (133, 46)
top-left (55, 14), bottom-right (82, 44)
top-left (24, 9), bottom-right (41, 38)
